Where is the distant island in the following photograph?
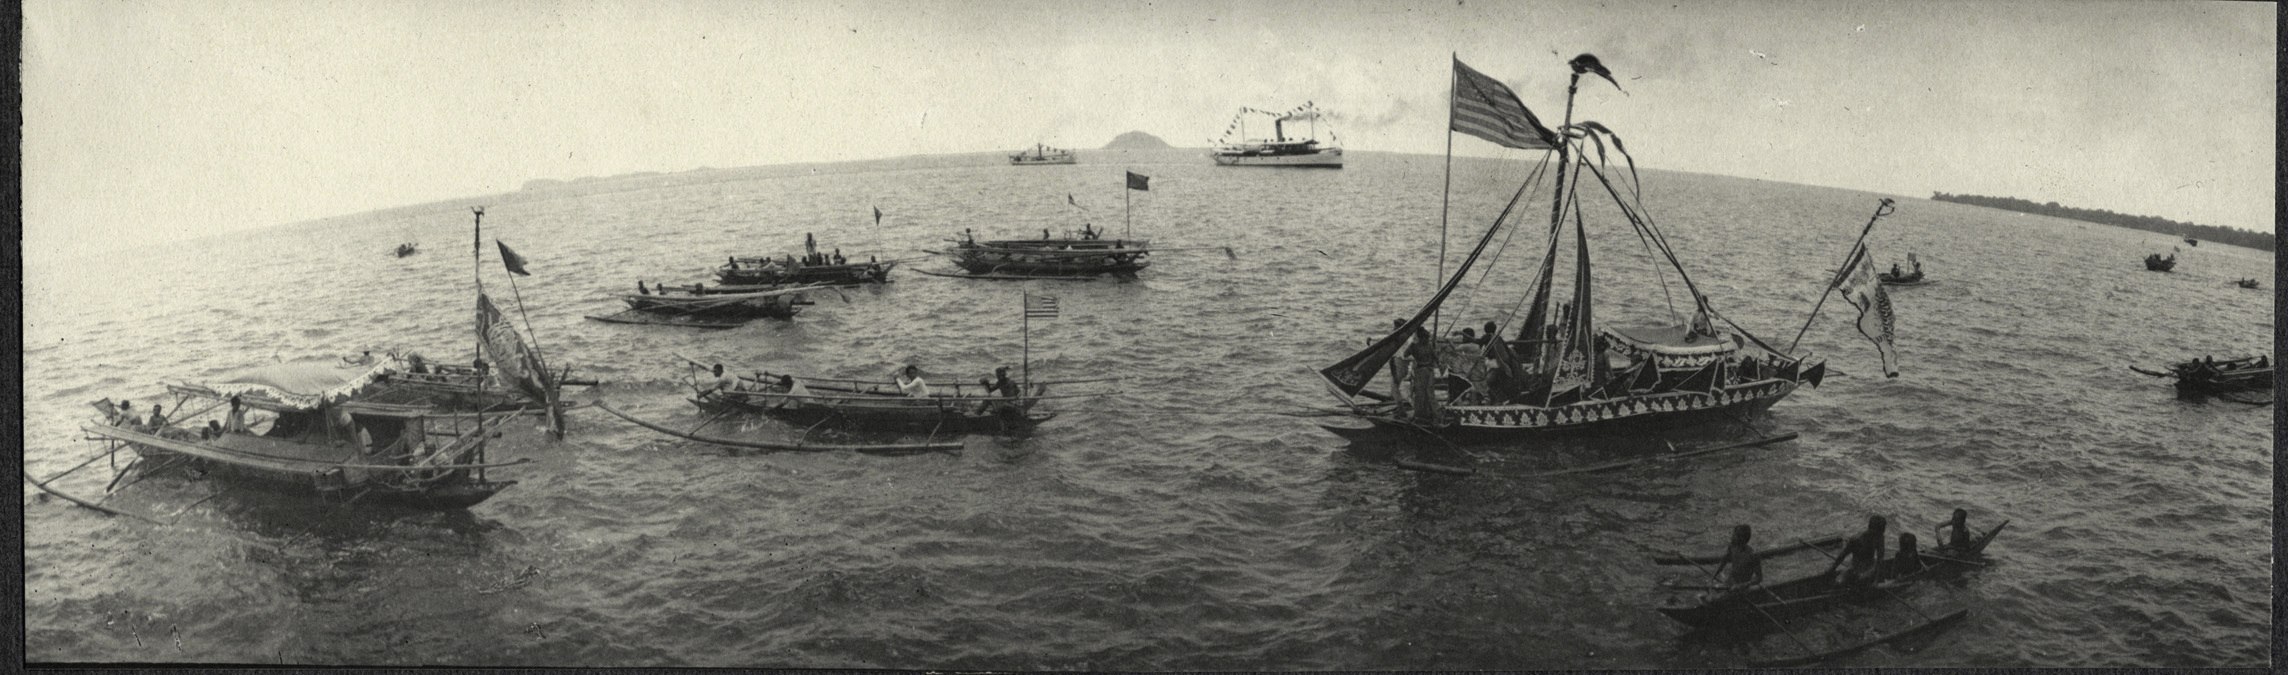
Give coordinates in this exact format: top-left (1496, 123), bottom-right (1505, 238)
top-left (1103, 131), bottom-right (1172, 150)
top-left (1931, 192), bottom-right (2274, 252)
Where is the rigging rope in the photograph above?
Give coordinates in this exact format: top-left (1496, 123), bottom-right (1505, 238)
top-left (1448, 153), bottom-right (1554, 333)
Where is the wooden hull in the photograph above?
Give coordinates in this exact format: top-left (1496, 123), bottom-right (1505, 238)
top-left (99, 430), bottom-right (511, 510)
top-left (622, 293), bottom-right (805, 317)
top-left (698, 390), bottom-right (1052, 434)
top-left (948, 240), bottom-right (1150, 277)
top-left (1009, 155), bottom-right (1076, 165)
top-left (1658, 522), bottom-right (2006, 629)
top-left (2175, 369), bottom-right (2273, 395)
top-left (1354, 376), bottom-right (1805, 437)
top-left (1210, 149), bottom-right (1344, 168)
top-left (717, 261), bottom-right (894, 286)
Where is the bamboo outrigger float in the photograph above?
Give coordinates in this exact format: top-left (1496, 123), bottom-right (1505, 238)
top-left (1319, 55), bottom-right (1899, 438)
top-left (75, 358), bottom-right (525, 511)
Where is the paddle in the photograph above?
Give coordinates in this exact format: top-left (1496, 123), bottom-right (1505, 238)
top-left (1797, 537), bottom-right (1941, 625)
top-left (1672, 551), bottom-right (1819, 661)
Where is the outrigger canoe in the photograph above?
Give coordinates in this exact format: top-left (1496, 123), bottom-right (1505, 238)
top-left (1658, 521), bottom-right (2007, 629)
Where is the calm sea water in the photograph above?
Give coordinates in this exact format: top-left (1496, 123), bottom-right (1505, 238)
top-left (22, 149), bottom-right (2274, 668)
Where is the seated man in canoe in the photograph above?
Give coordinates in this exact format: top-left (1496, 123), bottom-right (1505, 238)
top-left (1711, 524), bottom-right (1763, 592)
top-left (1825, 515), bottom-right (1887, 587)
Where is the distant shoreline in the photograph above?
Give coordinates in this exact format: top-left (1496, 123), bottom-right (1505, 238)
top-left (1931, 192), bottom-right (2273, 252)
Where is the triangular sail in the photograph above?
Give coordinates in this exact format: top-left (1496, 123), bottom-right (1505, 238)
top-left (1320, 178), bottom-right (1541, 397)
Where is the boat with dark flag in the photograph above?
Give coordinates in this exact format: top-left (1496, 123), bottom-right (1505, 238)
top-left (925, 175), bottom-right (1157, 279)
top-left (2131, 355), bottom-right (2273, 396)
top-left (1210, 102), bottom-right (1344, 168)
top-left (71, 356), bottom-right (526, 511)
top-left (2144, 252), bottom-right (2176, 271)
top-left (1318, 55), bottom-right (1906, 438)
top-left (1008, 142), bottom-right (1077, 165)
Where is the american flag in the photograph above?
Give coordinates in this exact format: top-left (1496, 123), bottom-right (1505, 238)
top-left (1451, 58), bottom-right (1558, 150)
top-left (1024, 294), bottom-right (1059, 319)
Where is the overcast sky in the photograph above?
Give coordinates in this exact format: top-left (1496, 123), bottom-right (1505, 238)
top-left (22, 0), bottom-right (2275, 258)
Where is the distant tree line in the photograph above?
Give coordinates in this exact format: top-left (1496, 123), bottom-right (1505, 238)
top-left (1931, 192), bottom-right (2274, 251)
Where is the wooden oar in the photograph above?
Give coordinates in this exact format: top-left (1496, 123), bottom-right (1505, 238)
top-left (2127, 365), bottom-right (2177, 378)
top-left (25, 476), bottom-right (162, 524)
top-left (1797, 537), bottom-right (1941, 625)
top-left (1673, 552), bottom-right (1820, 662)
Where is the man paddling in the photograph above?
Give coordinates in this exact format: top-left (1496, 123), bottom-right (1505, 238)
top-left (1939, 508), bottom-right (1974, 553)
top-left (1826, 515), bottom-right (1887, 587)
top-left (1712, 524), bottom-right (1762, 591)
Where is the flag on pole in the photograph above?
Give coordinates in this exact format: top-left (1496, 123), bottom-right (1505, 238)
top-left (476, 293), bottom-right (551, 399)
top-left (1024, 294), bottom-right (1060, 319)
top-left (873, 206), bottom-right (883, 225)
top-left (496, 240), bottom-right (531, 276)
top-left (1126, 171), bottom-right (1150, 191)
top-left (1835, 245), bottom-right (1900, 377)
top-left (1452, 58), bottom-right (1560, 150)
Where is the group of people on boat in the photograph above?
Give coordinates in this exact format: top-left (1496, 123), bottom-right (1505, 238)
top-left (1710, 509), bottom-right (1983, 593)
top-left (1884, 258), bottom-right (1923, 282)
top-left (1381, 301), bottom-right (1760, 423)
top-left (101, 395), bottom-right (254, 441)
top-left (703, 363), bottom-right (1029, 413)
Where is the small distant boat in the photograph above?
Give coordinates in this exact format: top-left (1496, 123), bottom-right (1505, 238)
top-left (616, 282), bottom-right (820, 318)
top-left (2184, 237), bottom-right (2199, 247)
top-left (720, 232), bottom-right (895, 286)
top-left (2131, 355), bottom-right (2273, 396)
top-left (2144, 252), bottom-right (2176, 272)
top-left (2234, 278), bottom-right (2260, 289)
top-left (685, 364), bottom-right (1063, 434)
top-left (935, 230), bottom-right (1151, 279)
top-left (1008, 143), bottom-right (1076, 166)
top-left (1210, 102), bottom-right (1343, 168)
top-left (395, 242), bottom-right (420, 257)
top-left (1878, 253), bottom-right (1930, 286)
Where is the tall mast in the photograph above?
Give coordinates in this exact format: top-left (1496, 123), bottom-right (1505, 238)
top-left (1435, 55), bottom-right (1458, 338)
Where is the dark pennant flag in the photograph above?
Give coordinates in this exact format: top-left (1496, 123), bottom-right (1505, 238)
top-left (1126, 171), bottom-right (1150, 191)
top-left (497, 241), bottom-right (531, 276)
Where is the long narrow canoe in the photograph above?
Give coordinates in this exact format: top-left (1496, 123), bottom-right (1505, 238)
top-left (1658, 521), bottom-right (2006, 628)
top-left (586, 310), bottom-right (750, 329)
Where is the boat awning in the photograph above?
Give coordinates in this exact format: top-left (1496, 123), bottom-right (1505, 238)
top-left (1603, 325), bottom-right (1741, 357)
top-left (190, 357), bottom-right (394, 410)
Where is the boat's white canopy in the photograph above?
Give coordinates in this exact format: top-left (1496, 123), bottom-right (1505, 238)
top-left (186, 357), bottom-right (395, 410)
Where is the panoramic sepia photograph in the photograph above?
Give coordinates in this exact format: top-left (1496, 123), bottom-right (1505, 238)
top-left (20, 0), bottom-right (2274, 669)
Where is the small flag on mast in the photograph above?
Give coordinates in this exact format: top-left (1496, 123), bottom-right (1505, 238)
top-left (496, 240), bottom-right (531, 276)
top-left (1024, 294), bottom-right (1060, 319)
top-left (1126, 171), bottom-right (1150, 191)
